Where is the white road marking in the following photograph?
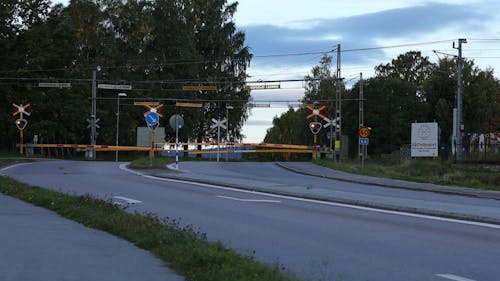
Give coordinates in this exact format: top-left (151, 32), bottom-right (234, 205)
top-left (119, 164), bottom-right (500, 230)
top-left (216, 195), bottom-right (281, 203)
top-left (0, 162), bottom-right (31, 172)
top-left (113, 196), bottom-right (142, 204)
top-left (436, 273), bottom-right (476, 281)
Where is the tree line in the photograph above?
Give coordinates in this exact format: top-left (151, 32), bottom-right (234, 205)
top-left (1, 0), bottom-right (251, 151)
top-left (264, 51), bottom-right (500, 158)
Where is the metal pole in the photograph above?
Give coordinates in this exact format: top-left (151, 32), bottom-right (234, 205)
top-left (359, 73), bottom-right (364, 166)
top-left (217, 121), bottom-right (221, 162)
top-left (115, 94), bottom-right (120, 162)
top-left (362, 144), bottom-right (365, 171)
top-left (20, 129), bottom-right (24, 155)
top-left (335, 44), bottom-right (342, 162)
top-left (175, 116), bottom-right (179, 169)
top-left (226, 107), bottom-right (229, 161)
top-left (90, 70), bottom-right (97, 160)
top-left (313, 134), bottom-right (317, 160)
top-left (456, 38), bottom-right (467, 161)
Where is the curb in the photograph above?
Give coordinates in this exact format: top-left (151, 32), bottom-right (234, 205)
top-left (276, 162), bottom-right (500, 201)
top-left (149, 172), bottom-right (500, 226)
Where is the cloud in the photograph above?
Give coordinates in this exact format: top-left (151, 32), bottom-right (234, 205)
top-left (244, 120), bottom-right (273, 126)
top-left (242, 2), bottom-right (486, 68)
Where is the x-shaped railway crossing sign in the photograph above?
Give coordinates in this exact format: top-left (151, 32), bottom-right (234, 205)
top-left (210, 118), bottom-right (227, 130)
top-left (12, 103), bottom-right (31, 117)
top-left (306, 104), bottom-right (327, 119)
top-left (323, 117), bottom-right (339, 129)
top-left (142, 104), bottom-right (164, 118)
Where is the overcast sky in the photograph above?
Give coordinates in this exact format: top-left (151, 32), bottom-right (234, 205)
top-left (235, 0), bottom-right (500, 142)
top-left (52, 0), bottom-right (500, 142)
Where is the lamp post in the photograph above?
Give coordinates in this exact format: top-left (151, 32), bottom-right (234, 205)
top-left (115, 92), bottom-right (127, 162)
top-left (226, 105), bottom-right (234, 161)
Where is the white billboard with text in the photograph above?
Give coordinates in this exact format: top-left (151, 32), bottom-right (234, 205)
top-left (411, 122), bottom-right (438, 157)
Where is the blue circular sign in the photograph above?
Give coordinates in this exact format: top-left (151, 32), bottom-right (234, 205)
top-left (145, 112), bottom-right (159, 125)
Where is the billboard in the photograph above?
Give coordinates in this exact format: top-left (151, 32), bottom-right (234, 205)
top-left (411, 122), bottom-right (438, 157)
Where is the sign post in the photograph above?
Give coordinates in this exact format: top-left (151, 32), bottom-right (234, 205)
top-left (169, 114), bottom-right (184, 169)
top-left (210, 118), bottom-right (227, 162)
top-left (137, 102), bottom-right (164, 166)
top-left (145, 111), bottom-right (159, 163)
top-left (12, 103), bottom-right (31, 154)
top-left (306, 101), bottom-right (326, 160)
top-left (358, 126), bottom-right (371, 171)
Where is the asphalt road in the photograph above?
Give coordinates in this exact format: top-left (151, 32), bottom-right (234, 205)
top-left (4, 161), bottom-right (500, 281)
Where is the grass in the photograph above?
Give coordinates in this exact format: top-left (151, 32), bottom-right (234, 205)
top-left (0, 151), bottom-right (35, 168)
top-left (129, 156), bottom-right (174, 169)
top-left (314, 158), bottom-right (500, 191)
top-left (0, 174), bottom-right (294, 281)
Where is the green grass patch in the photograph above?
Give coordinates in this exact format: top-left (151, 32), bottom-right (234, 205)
top-left (0, 176), bottom-right (293, 281)
top-left (129, 156), bottom-right (173, 169)
top-left (129, 155), bottom-right (227, 169)
top-left (0, 156), bottom-right (34, 168)
top-left (314, 158), bottom-right (500, 191)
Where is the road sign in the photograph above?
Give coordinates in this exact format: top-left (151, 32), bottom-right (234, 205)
top-left (98, 84), bottom-right (132, 90)
top-left (247, 103), bottom-right (271, 108)
top-left (86, 118), bottom-right (100, 129)
top-left (306, 104), bottom-right (327, 119)
top-left (12, 103), bottom-right (31, 117)
top-left (15, 119), bottom-right (27, 130)
top-left (182, 85), bottom-right (217, 91)
top-left (176, 102), bottom-right (204, 108)
top-left (169, 114), bottom-right (184, 129)
top-left (145, 112), bottom-right (159, 126)
top-left (359, 138), bottom-right (369, 145)
top-left (309, 122), bottom-right (322, 135)
top-left (211, 118), bottom-right (227, 130)
top-left (245, 84), bottom-right (281, 90)
top-left (323, 117), bottom-right (338, 128)
top-left (134, 101), bottom-right (160, 106)
top-left (38, 82), bottom-right (71, 88)
top-left (358, 126), bottom-right (371, 138)
top-left (141, 104), bottom-right (164, 117)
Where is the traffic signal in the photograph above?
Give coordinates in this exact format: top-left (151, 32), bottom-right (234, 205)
top-left (309, 122), bottom-right (322, 135)
top-left (15, 119), bottom-right (27, 130)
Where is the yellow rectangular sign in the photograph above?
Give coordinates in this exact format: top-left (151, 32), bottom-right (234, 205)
top-left (134, 101), bottom-right (160, 106)
top-left (176, 102), bottom-right (204, 108)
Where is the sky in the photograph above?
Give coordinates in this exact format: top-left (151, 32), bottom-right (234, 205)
top-left (53, 0), bottom-right (500, 142)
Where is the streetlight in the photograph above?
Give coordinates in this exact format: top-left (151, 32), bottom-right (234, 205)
top-left (225, 105), bottom-right (234, 161)
top-left (115, 92), bottom-right (127, 162)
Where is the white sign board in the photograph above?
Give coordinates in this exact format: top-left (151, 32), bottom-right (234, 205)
top-left (136, 127), bottom-right (165, 147)
top-left (411, 122), bottom-right (438, 157)
top-left (98, 84), bottom-right (132, 90)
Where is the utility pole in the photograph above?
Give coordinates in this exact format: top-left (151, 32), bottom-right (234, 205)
top-left (454, 38), bottom-right (467, 161)
top-left (335, 44), bottom-right (342, 162)
top-left (359, 73), bottom-right (364, 164)
top-left (90, 70), bottom-right (97, 160)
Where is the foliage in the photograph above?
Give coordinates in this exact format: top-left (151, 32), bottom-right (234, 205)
top-left (0, 0), bottom-right (252, 152)
top-left (0, 176), bottom-right (293, 281)
top-left (266, 51), bottom-right (500, 158)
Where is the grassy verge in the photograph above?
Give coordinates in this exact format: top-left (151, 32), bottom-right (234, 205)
top-left (129, 156), bottom-right (173, 169)
top-left (129, 156), bottom-right (218, 169)
top-left (0, 176), bottom-right (292, 281)
top-left (314, 158), bottom-right (500, 191)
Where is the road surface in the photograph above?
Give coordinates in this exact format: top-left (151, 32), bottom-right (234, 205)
top-left (4, 161), bottom-right (500, 281)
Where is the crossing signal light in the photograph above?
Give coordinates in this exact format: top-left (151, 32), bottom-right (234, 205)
top-left (309, 122), bottom-right (322, 135)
